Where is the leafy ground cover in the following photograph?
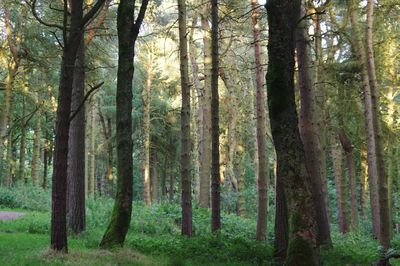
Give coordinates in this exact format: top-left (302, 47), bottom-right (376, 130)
top-left (1, 185), bottom-right (399, 265)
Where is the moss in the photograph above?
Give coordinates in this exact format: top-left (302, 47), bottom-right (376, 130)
top-left (286, 235), bottom-right (316, 266)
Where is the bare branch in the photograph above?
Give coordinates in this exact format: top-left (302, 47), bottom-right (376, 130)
top-left (69, 82), bottom-right (104, 123)
top-left (81, 0), bottom-right (107, 28)
top-left (133, 0), bottom-right (150, 40)
top-left (29, 0), bottom-right (64, 31)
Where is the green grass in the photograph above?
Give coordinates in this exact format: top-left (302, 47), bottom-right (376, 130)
top-left (1, 185), bottom-right (400, 265)
top-left (0, 232), bottom-right (162, 266)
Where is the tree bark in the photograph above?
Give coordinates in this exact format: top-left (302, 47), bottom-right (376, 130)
top-left (31, 115), bottom-right (41, 186)
top-left (210, 0), bottom-right (220, 233)
top-left (365, 0), bottom-right (390, 249)
top-left (150, 150), bottom-right (158, 203)
top-left (67, 40), bottom-right (86, 234)
top-left (100, 0), bottom-right (148, 248)
top-left (266, 1), bottom-right (318, 264)
top-left (295, 0), bottom-right (332, 248)
top-left (18, 95), bottom-right (27, 183)
top-left (349, 0), bottom-right (380, 239)
top-left (199, 5), bottom-right (212, 208)
top-left (178, 0), bottom-right (192, 236)
top-left (141, 53), bottom-right (152, 205)
top-left (252, 0), bottom-right (269, 242)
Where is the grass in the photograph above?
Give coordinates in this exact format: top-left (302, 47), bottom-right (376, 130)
top-left (1, 185), bottom-right (400, 265)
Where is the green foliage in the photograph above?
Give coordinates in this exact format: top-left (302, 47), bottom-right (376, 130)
top-left (0, 184), bottom-right (50, 211)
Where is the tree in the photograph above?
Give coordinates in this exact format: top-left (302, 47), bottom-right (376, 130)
top-left (210, 0), bottom-right (220, 233)
top-left (178, 0), bottom-right (192, 237)
top-left (251, 0), bottom-right (269, 242)
top-left (295, 0), bottom-right (332, 247)
top-left (265, 0), bottom-right (318, 264)
top-left (99, 0), bottom-right (148, 248)
top-left (39, 0), bottom-right (106, 252)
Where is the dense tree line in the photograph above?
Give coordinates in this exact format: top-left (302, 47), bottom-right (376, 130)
top-left (0, 0), bottom-right (399, 265)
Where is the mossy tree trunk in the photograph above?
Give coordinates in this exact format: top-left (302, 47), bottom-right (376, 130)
top-left (99, 0), bottom-right (148, 248)
top-left (265, 1), bottom-right (318, 264)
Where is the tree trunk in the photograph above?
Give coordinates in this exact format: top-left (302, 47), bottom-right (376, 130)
top-left (18, 95), bottom-right (27, 183)
top-left (150, 150), bottom-right (158, 203)
top-left (339, 130), bottom-right (359, 230)
top-left (365, 0), bottom-right (390, 249)
top-left (349, 0), bottom-right (380, 239)
top-left (31, 115), bottom-right (41, 186)
top-left (67, 40), bottom-right (86, 234)
top-left (89, 104), bottom-right (96, 196)
top-left (51, 2), bottom-right (84, 251)
top-left (178, 0), bottom-right (192, 236)
top-left (199, 5), bottom-right (212, 208)
top-left (295, 0), bottom-right (332, 248)
top-left (210, 0), bottom-right (220, 233)
top-left (274, 176), bottom-right (289, 263)
top-left (99, 0), bottom-right (148, 248)
top-left (360, 148), bottom-right (368, 218)
top-left (265, 1), bottom-right (318, 264)
top-left (329, 132), bottom-right (348, 233)
top-left (251, 0), bottom-right (269, 242)
top-left (141, 56), bottom-right (152, 205)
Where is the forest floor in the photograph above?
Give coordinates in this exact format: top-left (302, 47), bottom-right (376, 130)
top-left (1, 186), bottom-right (400, 265)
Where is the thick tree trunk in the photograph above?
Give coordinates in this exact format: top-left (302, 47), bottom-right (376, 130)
top-left (67, 40), bottom-right (86, 234)
top-left (178, 0), bottom-right (192, 236)
top-left (100, 0), bottom-right (148, 248)
top-left (266, 1), bottom-right (318, 264)
top-left (199, 5), bottom-right (212, 208)
top-left (274, 176), bottom-right (289, 263)
top-left (365, 0), bottom-right (390, 249)
top-left (210, 0), bottom-right (220, 233)
top-left (252, 0), bottom-right (269, 242)
top-left (295, 1), bottom-right (332, 248)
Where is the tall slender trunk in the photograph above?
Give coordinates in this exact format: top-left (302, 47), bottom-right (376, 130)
top-left (365, 0), bottom-right (390, 249)
top-left (199, 5), bottom-right (212, 208)
top-left (252, 0), bottom-right (269, 242)
top-left (67, 40), bottom-right (86, 234)
top-left (100, 0), bottom-right (148, 248)
top-left (210, 0), bottom-right (220, 233)
top-left (266, 1), bottom-right (318, 264)
top-left (295, 1), bottom-right (331, 247)
top-left (150, 150), bottom-right (158, 203)
top-left (339, 130), bottom-right (359, 230)
top-left (18, 95), bottom-right (27, 183)
top-left (178, 0), bottom-right (192, 236)
top-left (31, 115), bottom-right (41, 186)
top-left (141, 59), bottom-right (152, 205)
top-left (360, 148), bottom-right (368, 218)
top-left (312, 11), bottom-right (329, 213)
top-left (89, 103), bottom-right (96, 196)
top-left (329, 132), bottom-right (348, 233)
top-left (188, 17), bottom-right (201, 202)
top-left (349, 0), bottom-right (380, 239)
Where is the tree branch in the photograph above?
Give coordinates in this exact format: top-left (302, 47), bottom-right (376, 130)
top-left (81, 0), bottom-right (107, 28)
top-left (69, 82), bottom-right (104, 123)
top-left (133, 0), bottom-right (150, 39)
top-left (29, 0), bottom-right (64, 31)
